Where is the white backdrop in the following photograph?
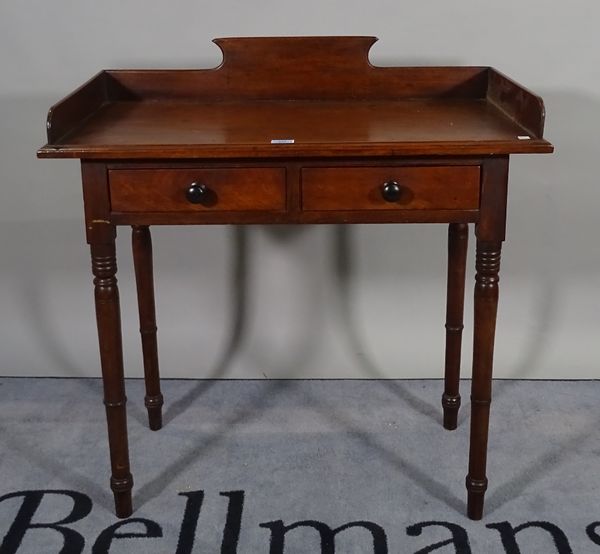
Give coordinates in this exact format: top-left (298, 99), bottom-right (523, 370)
top-left (0, 1), bottom-right (598, 379)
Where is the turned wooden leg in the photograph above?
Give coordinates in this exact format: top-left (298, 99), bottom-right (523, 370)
top-left (132, 225), bottom-right (164, 431)
top-left (91, 240), bottom-right (133, 519)
top-left (442, 223), bottom-right (468, 430)
top-left (466, 239), bottom-right (501, 520)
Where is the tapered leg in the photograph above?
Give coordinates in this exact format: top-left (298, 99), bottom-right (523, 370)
top-left (132, 225), bottom-right (164, 431)
top-left (442, 223), bottom-right (468, 430)
top-left (91, 240), bottom-right (133, 519)
top-left (466, 239), bottom-right (502, 520)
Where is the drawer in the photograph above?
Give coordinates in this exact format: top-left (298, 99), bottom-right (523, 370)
top-left (301, 166), bottom-right (480, 211)
top-left (109, 168), bottom-right (286, 212)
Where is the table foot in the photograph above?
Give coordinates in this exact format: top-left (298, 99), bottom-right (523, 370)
top-left (466, 476), bottom-right (487, 520)
top-left (111, 474), bottom-right (134, 519)
top-left (145, 393), bottom-right (164, 431)
top-left (442, 393), bottom-right (461, 430)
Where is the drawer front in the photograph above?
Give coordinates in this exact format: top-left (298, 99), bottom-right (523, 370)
top-left (109, 168), bottom-right (286, 212)
top-left (301, 166), bottom-right (480, 211)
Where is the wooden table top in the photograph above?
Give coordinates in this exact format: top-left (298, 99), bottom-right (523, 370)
top-left (37, 36), bottom-right (553, 160)
top-left (39, 97), bottom-right (551, 159)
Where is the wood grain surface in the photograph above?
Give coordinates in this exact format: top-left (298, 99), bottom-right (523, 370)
top-left (301, 165), bottom-right (480, 211)
top-left (38, 37), bottom-right (553, 159)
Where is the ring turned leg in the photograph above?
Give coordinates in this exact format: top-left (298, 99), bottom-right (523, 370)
top-left (466, 239), bottom-right (502, 520)
top-left (91, 240), bottom-right (133, 519)
top-left (132, 225), bottom-right (164, 431)
top-left (442, 223), bottom-right (468, 430)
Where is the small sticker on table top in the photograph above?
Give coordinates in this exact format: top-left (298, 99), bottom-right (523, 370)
top-left (517, 135), bottom-right (531, 140)
top-left (271, 139), bottom-right (295, 144)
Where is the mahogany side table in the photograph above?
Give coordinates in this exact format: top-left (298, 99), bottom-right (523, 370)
top-left (38, 36), bottom-right (553, 520)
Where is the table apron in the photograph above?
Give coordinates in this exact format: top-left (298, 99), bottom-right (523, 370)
top-left (109, 209), bottom-right (479, 226)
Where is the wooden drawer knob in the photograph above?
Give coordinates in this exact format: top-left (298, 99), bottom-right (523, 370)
top-left (186, 182), bottom-right (208, 204)
top-left (381, 180), bottom-right (402, 202)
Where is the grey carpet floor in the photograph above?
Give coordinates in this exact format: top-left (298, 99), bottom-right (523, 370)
top-left (1, 378), bottom-right (599, 553)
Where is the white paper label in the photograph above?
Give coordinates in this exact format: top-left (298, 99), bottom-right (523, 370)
top-left (517, 135), bottom-right (531, 140)
top-left (271, 139), bottom-right (295, 144)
